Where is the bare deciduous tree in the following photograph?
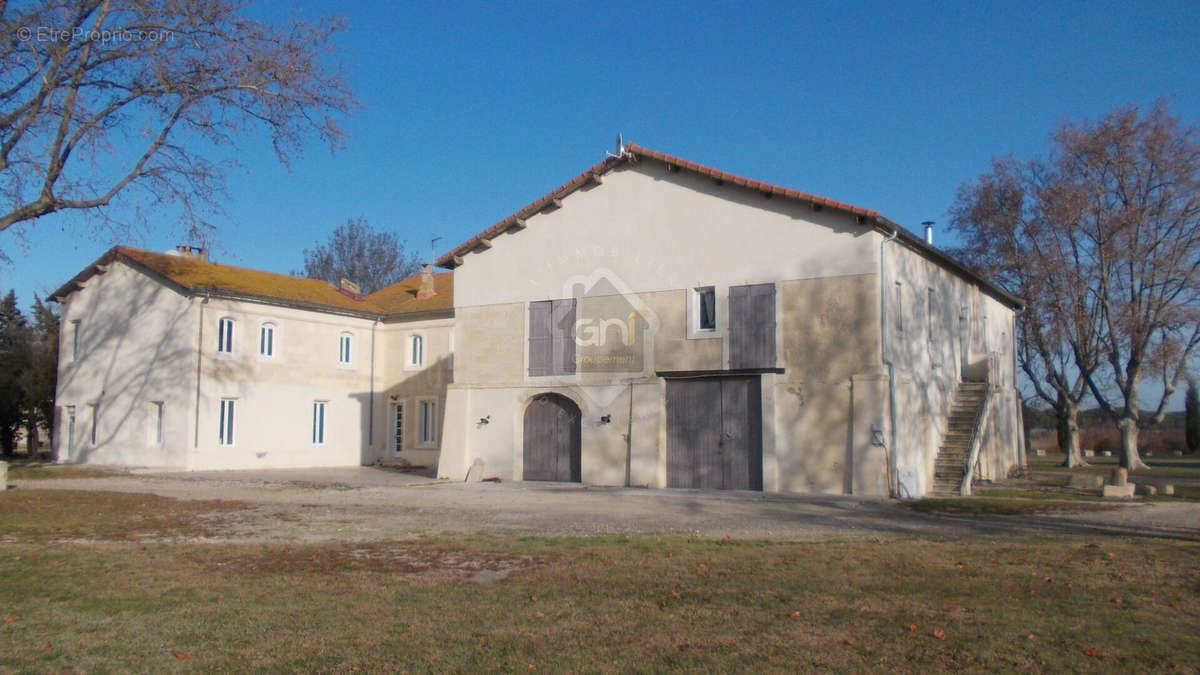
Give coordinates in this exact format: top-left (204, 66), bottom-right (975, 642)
top-left (956, 101), bottom-right (1200, 472)
top-left (0, 0), bottom-right (355, 239)
top-left (952, 157), bottom-right (1101, 468)
top-left (299, 218), bottom-right (420, 295)
top-left (1058, 103), bottom-right (1200, 470)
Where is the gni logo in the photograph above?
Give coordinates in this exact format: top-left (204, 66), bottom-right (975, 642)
top-left (561, 268), bottom-right (659, 377)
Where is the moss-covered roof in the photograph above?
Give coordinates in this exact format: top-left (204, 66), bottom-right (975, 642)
top-left (53, 246), bottom-right (452, 318)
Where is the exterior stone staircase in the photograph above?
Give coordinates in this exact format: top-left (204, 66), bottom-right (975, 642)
top-left (931, 382), bottom-right (988, 496)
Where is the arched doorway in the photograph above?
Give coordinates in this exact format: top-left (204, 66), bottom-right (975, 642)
top-left (523, 393), bottom-right (581, 482)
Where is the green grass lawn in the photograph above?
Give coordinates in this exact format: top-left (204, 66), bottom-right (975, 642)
top-left (0, 490), bottom-right (1197, 671)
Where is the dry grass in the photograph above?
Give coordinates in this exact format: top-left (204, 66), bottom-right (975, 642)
top-left (5, 462), bottom-right (125, 481)
top-left (0, 490), bottom-right (243, 541)
top-left (0, 490), bottom-right (1197, 671)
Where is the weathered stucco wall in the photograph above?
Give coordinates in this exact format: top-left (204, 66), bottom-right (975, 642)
top-left (885, 240), bottom-right (1021, 494)
top-left (773, 273), bottom-right (889, 495)
top-left (374, 316), bottom-right (453, 469)
top-left (54, 262), bottom-right (197, 468)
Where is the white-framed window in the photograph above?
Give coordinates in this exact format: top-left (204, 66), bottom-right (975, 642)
top-left (259, 323), bottom-right (276, 357)
top-left (686, 286), bottom-right (722, 339)
top-left (218, 398), bottom-right (235, 446)
top-left (894, 282), bottom-right (904, 335)
top-left (89, 403), bottom-right (99, 445)
top-left (408, 334), bottom-right (424, 368)
top-left (65, 405), bottom-right (76, 454)
top-left (391, 402), bottom-right (404, 455)
top-left (695, 286), bottom-right (716, 331)
top-left (149, 401), bottom-right (164, 445)
top-left (926, 288), bottom-right (935, 342)
top-left (217, 317), bottom-right (235, 354)
top-left (70, 319), bottom-right (81, 360)
top-left (417, 398), bottom-right (437, 446)
top-left (338, 332), bottom-right (353, 365)
top-left (312, 401), bottom-right (327, 445)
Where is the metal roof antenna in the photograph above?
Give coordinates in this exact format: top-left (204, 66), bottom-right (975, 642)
top-left (606, 133), bottom-right (627, 159)
top-left (429, 235), bottom-right (442, 262)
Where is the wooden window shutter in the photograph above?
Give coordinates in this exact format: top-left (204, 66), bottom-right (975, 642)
top-left (552, 298), bottom-right (577, 375)
top-left (729, 283), bottom-right (776, 369)
top-left (528, 300), bottom-right (553, 376)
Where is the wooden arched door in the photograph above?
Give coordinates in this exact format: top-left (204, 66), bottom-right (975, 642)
top-left (523, 394), bottom-right (582, 482)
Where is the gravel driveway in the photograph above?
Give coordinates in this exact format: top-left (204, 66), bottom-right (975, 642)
top-left (11, 466), bottom-right (1200, 543)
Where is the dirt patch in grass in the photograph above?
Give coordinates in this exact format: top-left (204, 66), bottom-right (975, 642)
top-left (203, 542), bottom-right (536, 583)
top-left (0, 490), bottom-right (245, 542)
top-left (907, 496), bottom-right (1119, 516)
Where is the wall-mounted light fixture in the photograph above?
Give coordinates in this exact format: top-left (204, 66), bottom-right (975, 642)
top-left (599, 414), bottom-right (611, 424)
top-left (478, 415), bottom-right (491, 426)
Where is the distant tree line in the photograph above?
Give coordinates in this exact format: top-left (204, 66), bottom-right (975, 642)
top-left (0, 291), bottom-right (58, 457)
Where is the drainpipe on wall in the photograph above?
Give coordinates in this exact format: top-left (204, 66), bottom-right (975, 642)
top-left (878, 226), bottom-right (900, 498)
top-left (193, 293), bottom-right (209, 450)
top-left (368, 319), bottom-right (379, 450)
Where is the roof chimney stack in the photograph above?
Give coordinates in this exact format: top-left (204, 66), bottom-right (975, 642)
top-left (417, 264), bottom-right (436, 299)
top-left (922, 221), bottom-right (934, 246)
top-left (175, 244), bottom-right (207, 260)
top-left (339, 278), bottom-right (361, 296)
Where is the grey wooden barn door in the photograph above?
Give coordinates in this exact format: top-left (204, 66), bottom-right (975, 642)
top-left (666, 376), bottom-right (763, 490)
top-left (523, 394), bottom-right (582, 482)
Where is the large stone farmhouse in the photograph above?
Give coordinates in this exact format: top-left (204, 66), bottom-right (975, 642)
top-left (52, 142), bottom-right (1025, 497)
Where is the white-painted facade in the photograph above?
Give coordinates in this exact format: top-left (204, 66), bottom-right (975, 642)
top-left (52, 254), bottom-right (451, 471)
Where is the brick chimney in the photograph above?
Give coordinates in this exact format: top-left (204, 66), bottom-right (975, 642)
top-left (175, 244), bottom-right (207, 260)
top-left (416, 264), bottom-right (436, 299)
top-left (339, 278), bottom-right (362, 296)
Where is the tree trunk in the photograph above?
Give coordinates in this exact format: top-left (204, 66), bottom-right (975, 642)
top-left (1117, 417), bottom-right (1149, 471)
top-left (1062, 407), bottom-right (1087, 468)
top-left (25, 413), bottom-right (39, 458)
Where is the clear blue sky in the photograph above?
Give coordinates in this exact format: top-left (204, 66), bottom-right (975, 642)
top-left (5, 1), bottom-right (1198, 318)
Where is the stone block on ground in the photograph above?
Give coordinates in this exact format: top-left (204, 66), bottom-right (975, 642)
top-left (1135, 484), bottom-right (1157, 497)
top-left (1162, 484), bottom-right (1175, 496)
top-left (1068, 473), bottom-right (1104, 489)
top-left (1101, 450), bottom-right (1112, 457)
top-left (0, 461), bottom-right (6, 489)
top-left (1102, 483), bottom-right (1136, 498)
top-left (1034, 449), bottom-right (1046, 457)
top-left (1173, 450), bottom-right (1184, 457)
top-left (1083, 449), bottom-right (1095, 457)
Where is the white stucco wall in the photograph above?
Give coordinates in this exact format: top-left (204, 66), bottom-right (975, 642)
top-left (452, 163), bottom-right (878, 309)
top-left (54, 263), bottom-right (197, 468)
top-left (884, 239), bottom-right (1021, 494)
top-left (190, 297), bottom-right (377, 470)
